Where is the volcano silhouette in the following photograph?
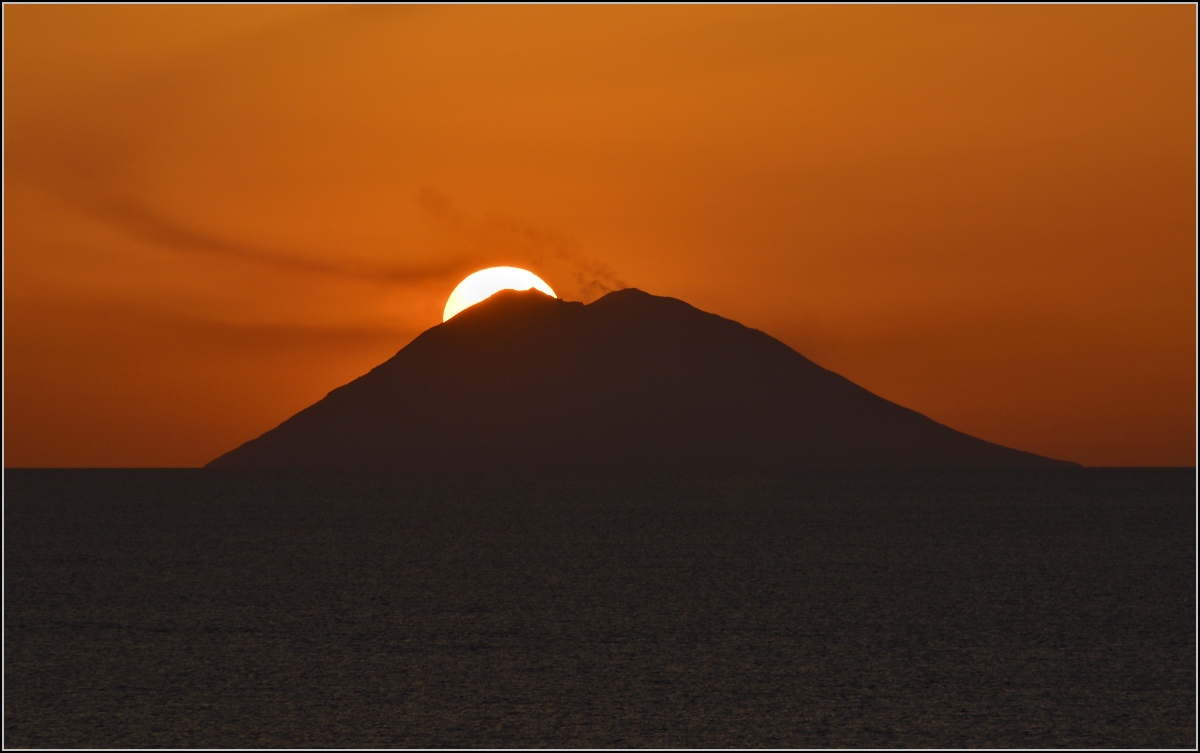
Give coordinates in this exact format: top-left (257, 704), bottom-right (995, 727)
top-left (207, 289), bottom-right (1075, 470)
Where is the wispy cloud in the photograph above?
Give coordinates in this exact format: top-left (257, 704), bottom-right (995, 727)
top-left (89, 195), bottom-right (474, 285)
top-left (8, 6), bottom-right (471, 289)
top-left (417, 187), bottom-right (626, 302)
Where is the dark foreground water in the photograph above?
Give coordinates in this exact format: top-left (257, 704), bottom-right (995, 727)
top-left (5, 469), bottom-right (1195, 748)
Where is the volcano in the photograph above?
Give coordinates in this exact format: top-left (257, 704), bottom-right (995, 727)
top-left (207, 289), bottom-right (1075, 470)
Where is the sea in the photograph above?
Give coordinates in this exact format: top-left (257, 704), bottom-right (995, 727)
top-left (4, 469), bottom-right (1195, 748)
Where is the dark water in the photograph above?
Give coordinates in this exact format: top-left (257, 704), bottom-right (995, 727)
top-left (5, 469), bottom-right (1195, 748)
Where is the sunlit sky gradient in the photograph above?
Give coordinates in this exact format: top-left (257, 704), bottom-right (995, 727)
top-left (4, 5), bottom-right (1195, 467)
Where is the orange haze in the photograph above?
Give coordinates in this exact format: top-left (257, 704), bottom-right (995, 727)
top-left (4, 5), bottom-right (1196, 467)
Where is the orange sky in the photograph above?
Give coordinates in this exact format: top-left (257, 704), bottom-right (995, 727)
top-left (4, 5), bottom-right (1196, 468)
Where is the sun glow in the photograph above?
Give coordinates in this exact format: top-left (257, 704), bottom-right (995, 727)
top-left (443, 267), bottom-right (557, 322)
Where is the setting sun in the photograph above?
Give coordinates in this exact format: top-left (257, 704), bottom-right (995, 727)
top-left (443, 267), bottom-right (557, 322)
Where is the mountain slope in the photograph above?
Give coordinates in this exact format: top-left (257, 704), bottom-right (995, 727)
top-left (207, 288), bottom-right (1075, 470)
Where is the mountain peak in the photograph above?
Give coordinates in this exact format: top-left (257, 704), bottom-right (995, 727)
top-left (593, 287), bottom-right (655, 301)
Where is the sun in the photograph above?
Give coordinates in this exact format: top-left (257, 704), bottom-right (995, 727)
top-left (443, 267), bottom-right (557, 322)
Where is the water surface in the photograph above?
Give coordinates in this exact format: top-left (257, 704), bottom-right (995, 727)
top-left (5, 469), bottom-right (1195, 747)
